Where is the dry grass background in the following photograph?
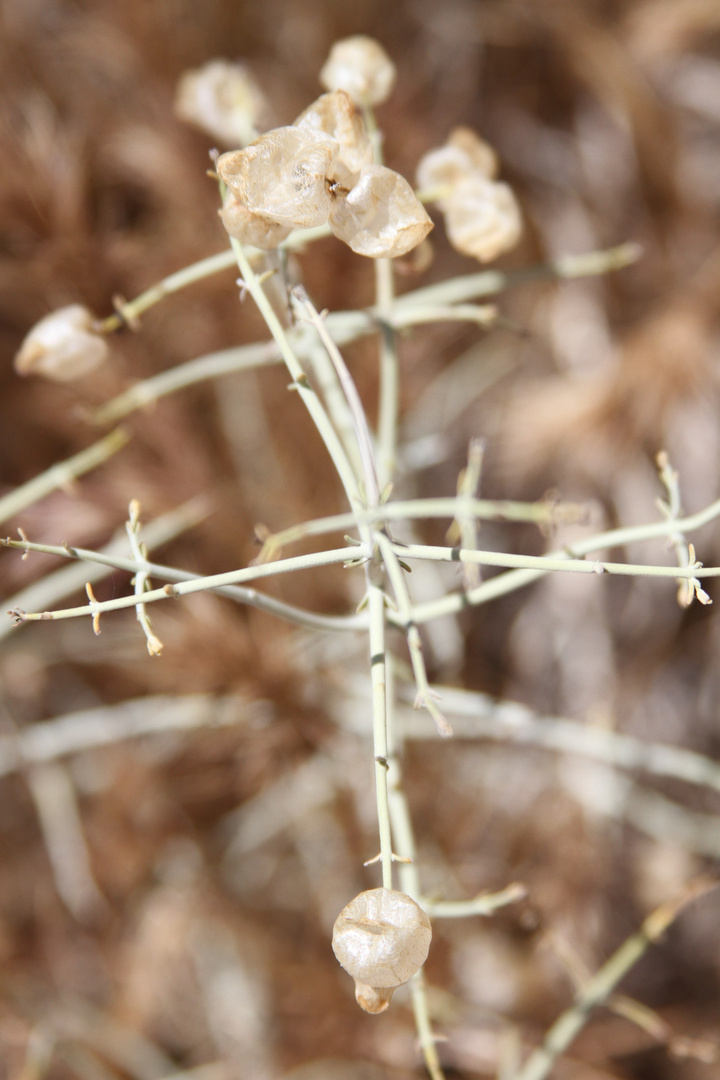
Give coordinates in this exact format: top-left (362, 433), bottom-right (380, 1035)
top-left (1, 1), bottom-right (720, 1078)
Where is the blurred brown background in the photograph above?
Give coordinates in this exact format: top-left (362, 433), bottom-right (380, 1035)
top-left (1, 1), bottom-right (720, 1078)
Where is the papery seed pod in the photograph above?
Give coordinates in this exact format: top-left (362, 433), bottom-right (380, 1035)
top-left (320, 36), bottom-right (396, 107)
top-left (295, 91), bottom-right (372, 189)
top-left (14, 305), bottom-right (109, 381)
top-left (332, 888), bottom-right (432, 1014)
top-left (219, 192), bottom-right (292, 249)
top-left (442, 176), bottom-right (522, 262)
top-left (329, 164), bottom-right (433, 258)
top-left (416, 127), bottom-right (499, 194)
top-left (174, 59), bottom-right (265, 147)
top-left (217, 127), bottom-right (338, 229)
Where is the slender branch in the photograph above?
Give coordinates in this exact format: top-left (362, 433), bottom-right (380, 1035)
top-left (390, 541), bottom-right (720, 579)
top-left (425, 884), bottom-right (527, 919)
top-left (0, 428), bottom-right (129, 526)
top-left (87, 242), bottom-right (638, 426)
top-left (255, 494), bottom-right (577, 560)
top-left (395, 494), bottom-right (720, 623)
top-left (229, 237), bottom-right (364, 510)
top-left (509, 878), bottom-right (719, 1080)
top-left (99, 249), bottom-right (239, 332)
top-left (1, 534), bottom-right (369, 633)
top-left (292, 288), bottom-right (380, 506)
top-left (376, 531), bottom-right (451, 736)
top-left (396, 682), bottom-right (720, 795)
top-left (394, 243), bottom-right (641, 312)
top-left (88, 342), bottom-right (282, 425)
top-left (125, 501), bottom-right (164, 655)
top-left (7, 546), bottom-right (364, 625)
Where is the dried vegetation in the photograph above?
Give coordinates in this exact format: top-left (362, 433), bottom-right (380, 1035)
top-left (1, 2), bottom-right (720, 1078)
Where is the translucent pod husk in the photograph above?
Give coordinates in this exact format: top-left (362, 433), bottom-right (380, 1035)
top-left (174, 59), bottom-right (264, 147)
top-left (14, 305), bottom-right (109, 381)
top-left (319, 35), bottom-right (397, 106)
top-left (442, 176), bottom-right (522, 263)
top-left (217, 127), bottom-right (338, 229)
top-left (332, 888), bottom-right (432, 1013)
top-left (219, 193), bottom-right (292, 249)
top-left (329, 164), bottom-right (433, 258)
top-left (416, 127), bottom-right (499, 191)
top-left (295, 90), bottom-right (373, 189)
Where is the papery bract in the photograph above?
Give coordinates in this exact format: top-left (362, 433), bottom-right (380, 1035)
top-left (320, 36), bottom-right (396, 107)
top-left (443, 176), bottom-right (522, 262)
top-left (14, 305), bottom-right (109, 381)
top-left (332, 888), bottom-right (432, 1014)
top-left (295, 90), bottom-right (372, 189)
top-left (218, 127), bottom-right (338, 229)
top-left (417, 128), bottom-right (498, 191)
top-left (220, 193), bottom-right (292, 249)
top-left (330, 164), bottom-right (433, 258)
top-left (175, 59), bottom-right (264, 147)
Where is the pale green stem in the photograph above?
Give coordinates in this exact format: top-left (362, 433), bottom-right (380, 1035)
top-left (385, 658), bottom-right (446, 1080)
top-left (369, 575), bottom-right (393, 889)
top-left (426, 885), bottom-right (527, 919)
top-left (290, 284), bottom-right (395, 888)
top-left (360, 99), bottom-right (399, 490)
top-left (391, 542), bottom-right (720, 578)
top-left (409, 976), bottom-right (446, 1080)
top-left (125, 503), bottom-right (163, 655)
top-left (510, 880), bottom-right (718, 1080)
top-left (0, 428), bottom-right (129, 526)
top-left (99, 250), bottom-right (239, 332)
top-left (395, 243), bottom-right (641, 311)
top-left (390, 303), bottom-right (496, 329)
top-left (87, 244), bottom-right (636, 426)
top-left (390, 493), bottom-right (720, 623)
top-left (304, 343), bottom-right (364, 481)
top-left (1, 534), bottom-right (369, 633)
top-left (89, 343), bottom-right (281, 425)
top-left (229, 238), bottom-right (363, 510)
top-left (292, 288), bottom-right (379, 506)
top-left (376, 532), bottom-right (450, 736)
top-left (257, 494), bottom-right (580, 558)
top-left (97, 227), bottom-right (334, 334)
top-left (7, 546), bottom-right (363, 625)
top-left (376, 257), bottom-right (399, 490)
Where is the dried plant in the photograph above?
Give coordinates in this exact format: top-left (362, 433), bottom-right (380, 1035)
top-left (2, 16), bottom-right (720, 1080)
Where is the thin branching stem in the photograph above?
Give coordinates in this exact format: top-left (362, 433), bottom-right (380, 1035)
top-left (509, 879), bottom-right (719, 1080)
top-left (0, 428), bottom-right (130, 525)
top-left (1, 535), bottom-right (369, 633)
top-left (229, 238), bottom-right (364, 509)
top-left (255, 494), bottom-right (576, 560)
top-left (7, 546), bottom-right (362, 625)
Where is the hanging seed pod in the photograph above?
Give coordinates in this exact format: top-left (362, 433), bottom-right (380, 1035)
top-left (417, 127), bottom-right (521, 263)
top-left (14, 305), bottom-right (109, 381)
top-left (442, 176), bottom-right (522, 263)
top-left (332, 888), bottom-right (432, 1013)
top-left (217, 127), bottom-right (338, 229)
top-left (219, 192), bottom-right (292, 249)
top-left (417, 126), bottom-right (499, 191)
top-left (329, 164), bottom-right (433, 258)
top-left (294, 90), bottom-right (373, 189)
top-left (320, 36), bottom-right (397, 107)
top-left (174, 59), bottom-right (265, 147)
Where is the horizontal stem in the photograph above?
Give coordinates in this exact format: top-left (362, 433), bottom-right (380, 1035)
top-left (258, 495), bottom-right (576, 557)
top-left (0, 428), bottom-right (129, 525)
top-left (8, 545), bottom-right (364, 625)
top-left (394, 243), bottom-right (641, 311)
top-left (510, 879), bottom-right (718, 1080)
top-left (1, 535), bottom-right (369, 633)
top-left (392, 541), bottom-right (720, 579)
